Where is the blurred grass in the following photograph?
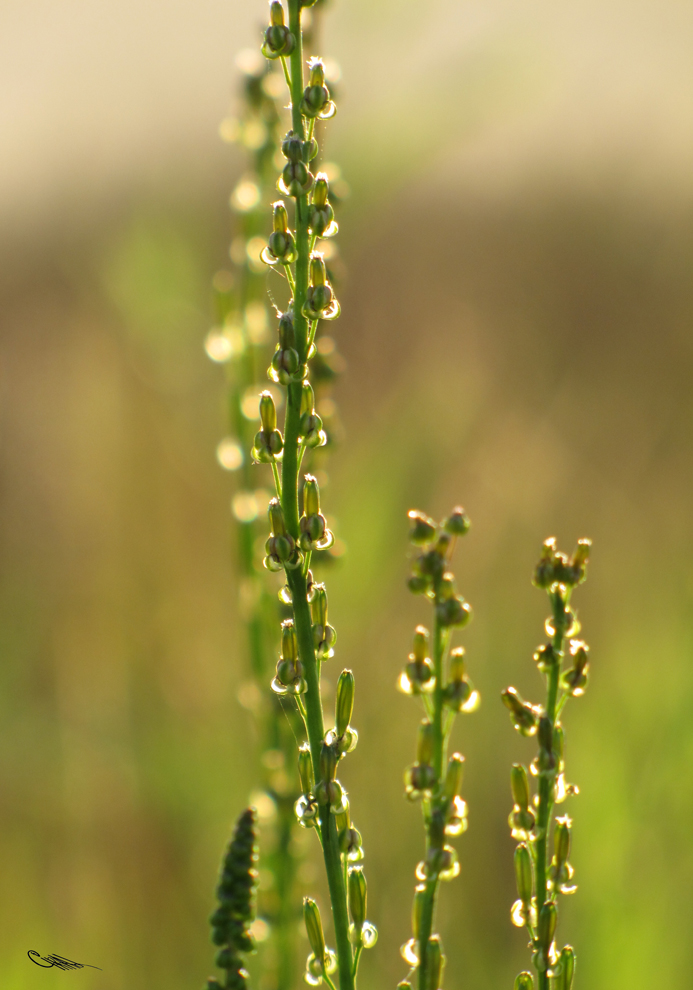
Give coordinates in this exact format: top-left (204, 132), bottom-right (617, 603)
top-left (0, 158), bottom-right (692, 990)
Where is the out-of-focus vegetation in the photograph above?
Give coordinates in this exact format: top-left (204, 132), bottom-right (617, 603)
top-left (1, 2), bottom-right (693, 989)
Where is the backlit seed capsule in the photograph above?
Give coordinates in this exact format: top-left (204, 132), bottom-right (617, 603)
top-left (335, 670), bottom-right (355, 737)
top-left (537, 901), bottom-right (557, 952)
top-left (298, 744), bottom-right (314, 795)
top-left (514, 974), bottom-right (534, 990)
top-left (269, 498), bottom-right (287, 537)
top-left (281, 130), bottom-right (304, 163)
top-left (562, 640), bottom-right (590, 696)
top-left (416, 720), bottom-right (435, 766)
top-left (555, 946), bottom-right (575, 989)
top-left (444, 753), bottom-right (464, 800)
top-left (533, 643), bottom-right (557, 672)
top-left (408, 509), bottom-right (437, 545)
top-left (411, 884), bottom-right (425, 939)
top-left (502, 688), bottom-right (540, 736)
top-left (412, 625), bottom-right (429, 662)
top-left (281, 620), bottom-right (298, 662)
top-left (554, 815), bottom-right (571, 865)
top-left (443, 506), bottom-right (470, 536)
top-left (425, 936), bottom-right (445, 990)
top-left (511, 764), bottom-right (531, 808)
top-left (259, 390), bottom-right (277, 432)
top-left (261, 1), bottom-right (295, 59)
top-left (303, 898), bottom-right (326, 961)
top-left (514, 844), bottom-right (533, 904)
top-left (304, 474), bottom-right (321, 516)
top-left (347, 867), bottom-right (367, 930)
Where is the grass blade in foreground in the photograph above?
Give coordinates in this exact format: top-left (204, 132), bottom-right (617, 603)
top-left (503, 537), bottom-right (592, 990)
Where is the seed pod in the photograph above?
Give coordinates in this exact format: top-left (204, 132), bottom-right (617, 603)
top-left (511, 764), bottom-right (531, 808)
top-left (304, 474), bottom-right (321, 517)
top-left (444, 753), bottom-right (464, 800)
top-left (303, 898), bottom-right (326, 961)
top-left (514, 844), bottom-right (533, 904)
top-left (416, 720), bottom-right (435, 766)
top-left (281, 620), bottom-right (298, 662)
top-left (537, 901), bottom-right (557, 953)
top-left (298, 744), bottom-right (314, 795)
top-left (424, 936), bottom-right (445, 990)
top-left (555, 946), bottom-right (576, 989)
top-left (408, 509), bottom-right (437, 545)
top-left (335, 670), bottom-right (355, 738)
top-left (443, 506), bottom-right (470, 536)
top-left (347, 867), bottom-right (367, 931)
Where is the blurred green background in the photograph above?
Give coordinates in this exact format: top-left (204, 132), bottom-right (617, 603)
top-left (1, 0), bottom-right (693, 988)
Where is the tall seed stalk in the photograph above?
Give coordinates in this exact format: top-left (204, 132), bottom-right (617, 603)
top-left (398, 508), bottom-right (480, 990)
top-left (208, 1), bottom-right (374, 989)
top-left (502, 538), bottom-right (592, 990)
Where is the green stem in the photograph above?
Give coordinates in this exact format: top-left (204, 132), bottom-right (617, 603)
top-left (533, 594), bottom-right (568, 990)
top-left (417, 602), bottom-right (450, 990)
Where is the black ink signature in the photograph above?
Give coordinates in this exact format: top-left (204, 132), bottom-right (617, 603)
top-left (28, 950), bottom-right (102, 971)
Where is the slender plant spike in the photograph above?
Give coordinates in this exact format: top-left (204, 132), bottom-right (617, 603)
top-left (207, 46), bottom-right (304, 990)
top-left (208, 808), bottom-right (259, 990)
top-left (503, 537), bottom-right (592, 990)
top-left (399, 508), bottom-right (480, 990)
top-left (211, 2), bottom-right (373, 989)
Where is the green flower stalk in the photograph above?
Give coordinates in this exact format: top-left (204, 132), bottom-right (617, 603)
top-left (400, 508), bottom-right (479, 990)
top-left (503, 538), bottom-right (592, 990)
top-left (207, 808), bottom-right (259, 990)
top-left (251, 3), bottom-right (371, 990)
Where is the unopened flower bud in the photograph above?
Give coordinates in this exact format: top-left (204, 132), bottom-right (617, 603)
top-left (335, 669), bottom-right (355, 738)
top-left (502, 688), bottom-right (539, 736)
top-left (309, 254), bottom-right (327, 287)
top-left (313, 174), bottom-right (329, 208)
top-left (554, 815), bottom-right (571, 867)
top-left (311, 583), bottom-right (328, 628)
top-left (514, 974), bottom-right (534, 990)
top-left (301, 381), bottom-right (316, 416)
top-left (412, 885), bottom-right (425, 939)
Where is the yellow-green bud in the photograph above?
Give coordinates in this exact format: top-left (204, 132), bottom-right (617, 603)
top-left (443, 506), bottom-right (470, 536)
top-left (444, 753), bottom-right (464, 800)
top-left (514, 844), bottom-right (533, 903)
top-left (347, 867), bottom-right (367, 930)
top-left (303, 898), bottom-right (325, 960)
top-left (304, 474), bottom-right (321, 517)
top-left (298, 743), bottom-right (314, 794)
top-left (511, 764), bottom-right (531, 808)
top-left (514, 974), bottom-right (534, 990)
top-left (281, 619), bottom-right (298, 662)
top-left (259, 390), bottom-right (277, 433)
top-left (416, 720), bottom-right (435, 766)
top-left (309, 254), bottom-right (327, 288)
top-left (408, 509), bottom-right (437, 545)
top-left (335, 670), bottom-right (355, 738)
top-left (412, 625), bottom-right (429, 662)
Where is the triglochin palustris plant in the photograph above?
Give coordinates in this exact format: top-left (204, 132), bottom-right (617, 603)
top-left (209, 1), bottom-right (373, 989)
top-left (398, 507), bottom-right (480, 990)
top-left (502, 537), bottom-right (592, 990)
